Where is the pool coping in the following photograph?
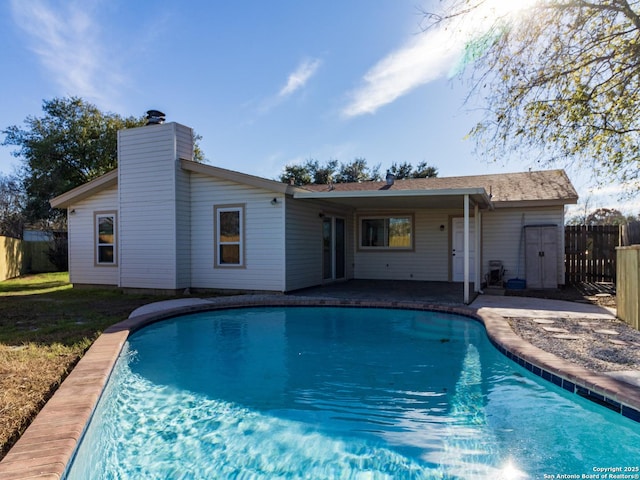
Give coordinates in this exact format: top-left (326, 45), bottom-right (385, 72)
top-left (1, 295), bottom-right (639, 479)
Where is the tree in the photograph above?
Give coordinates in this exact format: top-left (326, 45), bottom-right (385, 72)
top-left (2, 97), bottom-right (145, 222)
top-left (2, 97), bottom-right (207, 224)
top-left (426, 0), bottom-right (640, 195)
top-left (0, 174), bottom-right (25, 239)
top-left (280, 162), bottom-right (313, 186)
top-left (566, 206), bottom-right (639, 225)
top-left (335, 158), bottom-right (381, 183)
top-left (280, 159), bottom-right (338, 185)
top-left (585, 207), bottom-right (628, 225)
top-left (388, 162), bottom-right (413, 180)
top-left (280, 158), bottom-right (437, 184)
top-left (389, 161), bottom-right (438, 179)
top-left (412, 161), bottom-right (438, 178)
top-left (311, 159), bottom-right (339, 184)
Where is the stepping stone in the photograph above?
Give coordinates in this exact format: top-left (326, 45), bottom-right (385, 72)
top-left (578, 322), bottom-right (598, 327)
top-left (594, 329), bottom-right (619, 335)
top-left (542, 326), bottom-right (569, 333)
top-left (533, 319), bottom-right (556, 324)
top-left (608, 339), bottom-right (627, 346)
top-left (552, 334), bottom-right (582, 340)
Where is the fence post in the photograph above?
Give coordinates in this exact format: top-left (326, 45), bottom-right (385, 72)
top-left (616, 246), bottom-right (640, 331)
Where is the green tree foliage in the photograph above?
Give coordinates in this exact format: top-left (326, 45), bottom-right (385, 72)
top-left (310, 159), bottom-right (339, 184)
top-left (280, 159), bottom-right (437, 185)
top-left (280, 159), bottom-right (341, 185)
top-left (2, 97), bottom-right (207, 224)
top-left (389, 161), bottom-right (438, 179)
top-left (335, 158), bottom-right (381, 183)
top-left (2, 97), bottom-right (145, 222)
top-left (388, 162), bottom-right (413, 179)
top-left (280, 162), bottom-right (314, 186)
top-left (427, 0), bottom-right (640, 195)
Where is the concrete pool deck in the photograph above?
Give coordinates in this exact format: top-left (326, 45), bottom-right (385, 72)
top-left (0, 292), bottom-right (639, 479)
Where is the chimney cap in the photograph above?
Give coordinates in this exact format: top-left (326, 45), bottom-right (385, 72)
top-left (145, 110), bottom-right (166, 125)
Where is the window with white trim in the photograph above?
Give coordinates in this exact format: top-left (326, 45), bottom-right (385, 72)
top-left (215, 205), bottom-right (244, 267)
top-left (360, 215), bottom-right (413, 250)
top-left (95, 212), bottom-right (116, 265)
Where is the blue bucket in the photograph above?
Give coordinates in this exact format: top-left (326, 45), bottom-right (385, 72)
top-left (506, 278), bottom-right (526, 290)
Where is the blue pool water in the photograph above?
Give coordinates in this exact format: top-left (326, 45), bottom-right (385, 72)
top-left (65, 307), bottom-right (640, 479)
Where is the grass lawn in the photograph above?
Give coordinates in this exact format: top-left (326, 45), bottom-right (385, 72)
top-left (0, 272), bottom-right (186, 460)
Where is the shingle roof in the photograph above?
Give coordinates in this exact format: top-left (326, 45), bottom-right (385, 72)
top-left (301, 169), bottom-right (578, 204)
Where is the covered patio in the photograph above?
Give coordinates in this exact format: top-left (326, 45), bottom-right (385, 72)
top-left (295, 184), bottom-right (493, 304)
top-left (289, 279), bottom-right (477, 305)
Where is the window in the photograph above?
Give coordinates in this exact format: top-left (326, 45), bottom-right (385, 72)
top-left (360, 215), bottom-right (413, 250)
top-left (215, 205), bottom-right (244, 267)
top-left (95, 212), bottom-right (116, 265)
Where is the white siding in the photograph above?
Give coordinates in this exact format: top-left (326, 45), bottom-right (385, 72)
top-left (285, 199), bottom-right (355, 291)
top-left (284, 199), bottom-right (322, 290)
top-left (118, 122), bottom-right (193, 290)
top-left (482, 206), bottom-right (565, 285)
top-left (176, 123), bottom-right (194, 288)
top-left (351, 206), bottom-right (565, 285)
top-left (354, 210), bottom-right (451, 281)
top-left (176, 161), bottom-right (192, 288)
top-left (67, 186), bottom-right (119, 286)
top-left (190, 173), bottom-right (286, 291)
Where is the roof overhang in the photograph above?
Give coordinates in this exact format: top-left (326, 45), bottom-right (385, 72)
top-left (493, 197), bottom-right (579, 209)
top-left (50, 170), bottom-right (118, 209)
top-left (181, 159), bottom-right (299, 195)
top-left (293, 187), bottom-right (494, 210)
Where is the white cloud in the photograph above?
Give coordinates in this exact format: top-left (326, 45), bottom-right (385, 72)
top-left (342, 0), bottom-right (538, 117)
top-left (9, 0), bottom-right (125, 107)
top-left (278, 58), bottom-right (322, 98)
top-left (342, 30), bottom-right (459, 117)
top-left (255, 58), bottom-right (322, 115)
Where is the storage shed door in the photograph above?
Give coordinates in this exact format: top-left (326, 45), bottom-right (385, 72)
top-left (525, 226), bottom-right (558, 289)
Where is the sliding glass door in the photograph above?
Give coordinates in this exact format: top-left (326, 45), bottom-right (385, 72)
top-left (322, 217), bottom-right (345, 281)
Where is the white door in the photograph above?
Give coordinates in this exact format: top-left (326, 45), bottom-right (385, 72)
top-left (452, 217), bottom-right (475, 282)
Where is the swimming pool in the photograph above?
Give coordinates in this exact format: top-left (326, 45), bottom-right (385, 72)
top-left (65, 307), bottom-right (640, 479)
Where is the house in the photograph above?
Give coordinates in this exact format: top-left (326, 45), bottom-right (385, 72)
top-left (50, 121), bottom-right (579, 303)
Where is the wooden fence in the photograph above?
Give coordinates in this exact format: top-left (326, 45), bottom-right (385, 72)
top-left (617, 245), bottom-right (640, 330)
top-left (0, 236), bottom-right (24, 281)
top-left (564, 225), bottom-right (619, 284)
top-left (0, 236), bottom-right (58, 280)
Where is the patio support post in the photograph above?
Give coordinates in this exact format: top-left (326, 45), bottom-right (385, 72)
top-left (475, 205), bottom-right (481, 292)
top-left (464, 194), bottom-right (470, 304)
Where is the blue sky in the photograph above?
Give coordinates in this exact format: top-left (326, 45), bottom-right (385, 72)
top-left (1, 0), bottom-right (637, 216)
